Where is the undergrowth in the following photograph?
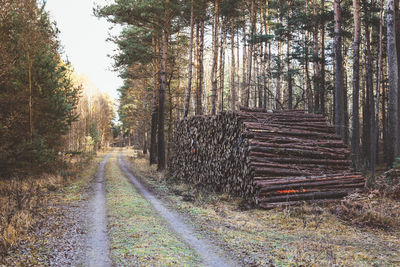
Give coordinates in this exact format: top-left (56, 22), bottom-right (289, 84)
top-left (0, 152), bottom-right (97, 263)
top-left (0, 175), bottom-right (64, 260)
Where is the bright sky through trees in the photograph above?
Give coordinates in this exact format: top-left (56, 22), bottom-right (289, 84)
top-left (45, 0), bottom-right (122, 100)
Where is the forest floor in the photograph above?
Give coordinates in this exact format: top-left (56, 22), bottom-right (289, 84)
top-left (1, 151), bottom-right (109, 266)
top-left (2, 148), bottom-right (400, 266)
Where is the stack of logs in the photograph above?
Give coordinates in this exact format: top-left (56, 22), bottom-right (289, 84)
top-left (169, 107), bottom-right (365, 208)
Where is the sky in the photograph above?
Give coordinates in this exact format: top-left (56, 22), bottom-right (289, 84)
top-left (45, 0), bottom-right (122, 101)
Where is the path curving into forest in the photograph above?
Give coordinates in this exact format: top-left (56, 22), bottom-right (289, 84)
top-left (86, 154), bottom-right (112, 267)
top-left (117, 153), bottom-right (240, 267)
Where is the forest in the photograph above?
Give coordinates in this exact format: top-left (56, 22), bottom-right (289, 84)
top-left (1, 0), bottom-right (400, 265)
top-left (96, 0), bottom-right (400, 178)
top-left (0, 0), bottom-right (114, 178)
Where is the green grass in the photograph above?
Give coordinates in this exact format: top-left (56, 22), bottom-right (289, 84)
top-left (122, 148), bottom-right (400, 266)
top-left (105, 152), bottom-right (202, 267)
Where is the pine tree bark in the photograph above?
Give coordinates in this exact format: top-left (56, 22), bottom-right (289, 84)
top-left (387, 0), bottom-right (400, 162)
top-left (371, 0), bottom-right (384, 178)
top-left (219, 28), bottom-right (226, 111)
top-left (237, 28), bottom-right (240, 105)
top-left (245, 0), bottom-right (255, 107)
top-left (287, 38), bottom-right (293, 109)
top-left (352, 0), bottom-right (361, 170)
top-left (305, 0), bottom-right (313, 112)
top-left (320, 0), bottom-right (326, 115)
top-left (231, 16), bottom-right (236, 111)
top-left (364, 20), bottom-right (374, 169)
top-left (333, 0), bottom-right (347, 141)
top-left (242, 17), bottom-right (247, 106)
top-left (184, 0), bottom-right (194, 117)
top-left (195, 20), bottom-right (204, 115)
top-left (211, 0), bottom-right (219, 115)
top-left (262, 0), bottom-right (269, 109)
top-left (157, 0), bottom-right (170, 171)
top-left (194, 20), bottom-right (199, 113)
top-left (395, 0), bottom-right (400, 159)
top-left (313, 0), bottom-right (320, 112)
top-left (150, 33), bottom-right (159, 165)
top-left (276, 37), bottom-right (282, 109)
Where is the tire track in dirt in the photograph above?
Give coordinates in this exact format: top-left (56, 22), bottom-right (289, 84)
top-left (86, 154), bottom-right (112, 267)
top-left (118, 153), bottom-right (240, 267)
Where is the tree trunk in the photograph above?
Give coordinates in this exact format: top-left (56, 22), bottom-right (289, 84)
top-left (219, 27), bottom-right (226, 111)
top-left (245, 0), bottom-right (255, 107)
top-left (237, 27), bottom-right (240, 105)
top-left (396, 0), bottom-right (400, 159)
top-left (333, 0), bottom-right (347, 141)
top-left (195, 20), bottom-right (204, 115)
top-left (365, 19), bottom-right (374, 171)
top-left (305, 0), bottom-right (313, 112)
top-left (167, 73), bottom-right (174, 163)
top-left (150, 33), bottom-right (159, 165)
top-left (352, 0), bottom-right (361, 170)
top-left (194, 20), bottom-right (199, 114)
top-left (242, 17), bottom-right (247, 106)
top-left (184, 0), bottom-right (194, 117)
top-left (383, 57), bottom-right (389, 164)
top-left (276, 38), bottom-right (282, 109)
top-left (313, 0), bottom-right (320, 112)
top-left (211, 0), bottom-right (219, 115)
top-left (371, 0), bottom-right (384, 179)
top-left (320, 0), bottom-right (326, 115)
top-left (387, 0), bottom-right (400, 163)
top-left (263, 0), bottom-right (269, 109)
top-left (287, 38), bottom-right (293, 109)
top-left (157, 0), bottom-right (170, 171)
top-left (231, 16), bottom-right (236, 111)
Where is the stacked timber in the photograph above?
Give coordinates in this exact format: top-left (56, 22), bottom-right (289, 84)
top-left (169, 107), bottom-right (365, 208)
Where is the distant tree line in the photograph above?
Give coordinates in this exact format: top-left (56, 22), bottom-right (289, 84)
top-left (96, 0), bottom-right (400, 178)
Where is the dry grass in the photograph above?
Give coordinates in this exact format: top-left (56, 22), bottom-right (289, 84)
top-left (0, 174), bottom-right (64, 257)
top-left (122, 148), bottom-right (400, 266)
top-left (0, 152), bottom-right (98, 262)
top-left (332, 192), bottom-right (400, 231)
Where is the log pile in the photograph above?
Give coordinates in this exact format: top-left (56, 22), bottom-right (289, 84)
top-left (169, 107), bottom-right (365, 208)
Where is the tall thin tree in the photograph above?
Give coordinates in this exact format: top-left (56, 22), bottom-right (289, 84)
top-left (184, 0), bottom-right (194, 117)
top-left (387, 0), bottom-right (400, 163)
top-left (333, 0), bottom-right (347, 140)
top-left (352, 0), bottom-right (361, 170)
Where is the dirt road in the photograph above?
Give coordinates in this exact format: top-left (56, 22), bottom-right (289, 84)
top-left (86, 154), bottom-right (111, 267)
top-left (81, 151), bottom-right (239, 266)
top-left (117, 152), bottom-right (239, 267)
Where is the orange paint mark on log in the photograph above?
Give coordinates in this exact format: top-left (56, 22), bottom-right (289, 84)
top-left (277, 189), bottom-right (306, 194)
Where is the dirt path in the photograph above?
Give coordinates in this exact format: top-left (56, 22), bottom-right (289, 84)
top-left (117, 153), bottom-right (240, 267)
top-left (86, 154), bottom-right (112, 267)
